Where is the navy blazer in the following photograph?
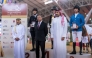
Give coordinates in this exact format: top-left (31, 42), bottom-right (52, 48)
top-left (29, 15), bottom-right (37, 31)
top-left (70, 13), bottom-right (85, 31)
top-left (35, 21), bottom-right (48, 41)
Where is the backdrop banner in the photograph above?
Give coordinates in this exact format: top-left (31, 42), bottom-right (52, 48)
top-left (1, 3), bottom-right (28, 58)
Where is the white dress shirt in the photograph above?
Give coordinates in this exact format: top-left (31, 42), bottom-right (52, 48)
top-left (38, 21), bottom-right (42, 27)
top-left (75, 13), bottom-right (79, 18)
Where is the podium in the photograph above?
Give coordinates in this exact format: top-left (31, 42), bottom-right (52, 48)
top-left (67, 53), bottom-right (91, 58)
top-left (25, 50), bottom-right (50, 58)
top-left (25, 51), bottom-right (36, 58)
top-left (25, 50), bottom-right (91, 58)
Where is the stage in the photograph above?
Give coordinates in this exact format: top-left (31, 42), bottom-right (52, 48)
top-left (0, 41), bottom-right (92, 58)
top-left (25, 49), bottom-right (91, 58)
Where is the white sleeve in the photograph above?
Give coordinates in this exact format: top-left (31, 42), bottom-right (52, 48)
top-left (51, 19), bottom-right (54, 38)
top-left (12, 27), bottom-right (16, 40)
top-left (18, 25), bottom-right (25, 40)
top-left (62, 17), bottom-right (67, 37)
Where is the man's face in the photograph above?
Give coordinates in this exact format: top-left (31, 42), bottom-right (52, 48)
top-left (52, 10), bottom-right (56, 14)
top-left (55, 11), bottom-right (60, 17)
top-left (33, 11), bottom-right (37, 15)
top-left (37, 15), bottom-right (42, 21)
top-left (16, 20), bottom-right (21, 25)
top-left (74, 8), bottom-right (78, 13)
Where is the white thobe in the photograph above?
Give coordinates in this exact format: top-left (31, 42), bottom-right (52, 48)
top-left (51, 16), bottom-right (67, 58)
top-left (12, 24), bottom-right (25, 58)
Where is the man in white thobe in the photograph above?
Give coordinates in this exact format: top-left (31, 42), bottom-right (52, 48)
top-left (12, 18), bottom-right (25, 58)
top-left (51, 8), bottom-right (67, 58)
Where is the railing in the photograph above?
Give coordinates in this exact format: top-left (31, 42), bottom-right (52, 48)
top-left (59, 0), bottom-right (92, 10)
top-left (85, 8), bottom-right (92, 23)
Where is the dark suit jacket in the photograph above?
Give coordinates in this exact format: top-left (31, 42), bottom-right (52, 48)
top-left (49, 15), bottom-right (52, 26)
top-left (35, 21), bottom-right (48, 41)
top-left (29, 15), bottom-right (37, 31)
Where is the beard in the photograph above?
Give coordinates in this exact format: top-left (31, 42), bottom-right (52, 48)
top-left (55, 14), bottom-right (59, 17)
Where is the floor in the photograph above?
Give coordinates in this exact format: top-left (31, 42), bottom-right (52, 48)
top-left (0, 41), bottom-right (92, 58)
top-left (26, 41), bottom-right (92, 53)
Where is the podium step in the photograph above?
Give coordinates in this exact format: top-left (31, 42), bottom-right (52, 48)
top-left (25, 50), bottom-right (91, 58)
top-left (67, 53), bottom-right (91, 58)
top-left (25, 49), bottom-right (53, 58)
top-left (25, 50), bottom-right (36, 58)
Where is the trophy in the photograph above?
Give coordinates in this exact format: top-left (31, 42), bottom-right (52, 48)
top-left (31, 21), bottom-right (35, 27)
top-left (72, 23), bottom-right (77, 29)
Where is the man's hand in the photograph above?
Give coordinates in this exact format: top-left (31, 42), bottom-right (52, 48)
top-left (76, 25), bottom-right (78, 29)
top-left (61, 37), bottom-right (65, 41)
top-left (15, 38), bottom-right (20, 41)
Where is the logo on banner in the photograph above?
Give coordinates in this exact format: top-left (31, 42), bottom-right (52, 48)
top-left (3, 29), bottom-right (9, 31)
top-left (3, 25), bottom-right (7, 27)
top-left (70, 56), bottom-right (74, 58)
top-left (3, 42), bottom-right (9, 44)
top-left (11, 33), bottom-right (12, 35)
top-left (11, 46), bottom-right (13, 48)
top-left (22, 21), bottom-right (25, 23)
top-left (3, 20), bottom-right (8, 23)
top-left (13, 20), bottom-right (15, 23)
top-left (3, 37), bottom-right (7, 39)
top-left (11, 25), bottom-right (14, 27)
top-left (10, 37), bottom-right (13, 39)
top-left (3, 46), bottom-right (9, 48)
top-left (3, 33), bottom-right (9, 35)
top-left (11, 42), bottom-right (14, 44)
top-left (7, 4), bottom-right (22, 11)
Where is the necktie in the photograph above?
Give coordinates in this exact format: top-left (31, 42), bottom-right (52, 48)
top-left (38, 22), bottom-right (40, 28)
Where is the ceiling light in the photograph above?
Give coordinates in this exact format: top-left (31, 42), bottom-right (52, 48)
top-left (44, 0), bottom-right (53, 5)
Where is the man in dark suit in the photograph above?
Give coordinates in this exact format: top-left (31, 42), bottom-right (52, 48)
top-left (35, 15), bottom-right (48, 58)
top-left (29, 8), bottom-right (38, 51)
top-left (49, 6), bottom-right (57, 49)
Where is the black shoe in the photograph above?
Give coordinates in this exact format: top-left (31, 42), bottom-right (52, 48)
top-left (30, 48), bottom-right (35, 51)
top-left (70, 51), bottom-right (76, 54)
top-left (51, 47), bottom-right (53, 49)
top-left (79, 52), bottom-right (83, 55)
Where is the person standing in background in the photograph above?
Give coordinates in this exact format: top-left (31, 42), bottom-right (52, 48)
top-left (35, 15), bottom-right (48, 58)
top-left (49, 6), bottom-right (57, 49)
top-left (89, 30), bottom-right (92, 55)
top-left (29, 8), bottom-right (38, 51)
top-left (82, 26), bottom-right (89, 53)
top-left (12, 18), bottom-right (25, 58)
top-left (70, 5), bottom-right (85, 55)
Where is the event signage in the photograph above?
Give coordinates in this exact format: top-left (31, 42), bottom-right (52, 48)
top-left (1, 3), bottom-right (27, 58)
